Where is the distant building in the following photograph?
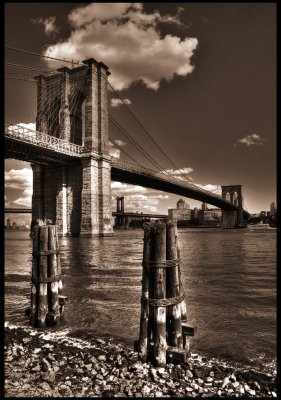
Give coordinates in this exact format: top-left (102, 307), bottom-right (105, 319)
top-left (192, 207), bottom-right (199, 219)
top-left (7, 218), bottom-right (11, 229)
top-left (176, 198), bottom-right (190, 210)
top-left (168, 199), bottom-right (191, 221)
top-left (12, 222), bottom-right (17, 230)
top-left (201, 202), bottom-right (208, 211)
top-left (270, 202), bottom-right (277, 216)
top-left (198, 209), bottom-right (222, 225)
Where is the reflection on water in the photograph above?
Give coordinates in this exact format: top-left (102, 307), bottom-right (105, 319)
top-left (5, 227), bottom-right (276, 370)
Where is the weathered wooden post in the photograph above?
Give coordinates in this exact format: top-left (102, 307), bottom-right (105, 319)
top-left (136, 219), bottom-right (196, 366)
top-left (166, 220), bottom-right (183, 348)
top-left (153, 221), bottom-right (167, 366)
top-left (30, 224), bottom-right (65, 328)
top-left (138, 222), bottom-right (154, 362)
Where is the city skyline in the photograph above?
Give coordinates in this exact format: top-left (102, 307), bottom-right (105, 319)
top-left (5, 3), bottom-right (276, 214)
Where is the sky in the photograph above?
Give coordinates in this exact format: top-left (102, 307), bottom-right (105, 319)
top-left (4, 3), bottom-right (276, 224)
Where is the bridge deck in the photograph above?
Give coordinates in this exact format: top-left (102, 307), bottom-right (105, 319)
top-left (5, 124), bottom-right (250, 217)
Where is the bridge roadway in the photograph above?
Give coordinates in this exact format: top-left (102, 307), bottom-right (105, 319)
top-left (5, 124), bottom-right (250, 218)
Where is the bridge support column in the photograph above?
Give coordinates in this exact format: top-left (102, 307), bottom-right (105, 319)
top-left (34, 75), bottom-right (48, 133)
top-left (221, 210), bottom-right (237, 229)
top-left (31, 164), bottom-right (44, 224)
top-left (80, 156), bottom-right (113, 236)
top-left (56, 167), bottom-right (68, 236)
top-left (57, 67), bottom-right (71, 141)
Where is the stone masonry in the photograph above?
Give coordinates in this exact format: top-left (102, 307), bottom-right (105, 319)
top-left (221, 185), bottom-right (244, 228)
top-left (32, 58), bottom-right (113, 236)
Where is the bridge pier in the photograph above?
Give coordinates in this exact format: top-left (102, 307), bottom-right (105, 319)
top-left (80, 156), bottom-right (113, 236)
top-left (221, 185), bottom-right (245, 228)
top-left (221, 210), bottom-right (237, 229)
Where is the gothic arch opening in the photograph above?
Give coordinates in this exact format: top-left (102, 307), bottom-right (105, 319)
top-left (233, 191), bottom-right (239, 207)
top-left (225, 192), bottom-right (231, 202)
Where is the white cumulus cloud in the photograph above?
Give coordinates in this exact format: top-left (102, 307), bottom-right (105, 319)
top-left (44, 3), bottom-right (198, 90)
top-left (5, 168), bottom-right (33, 190)
top-left (237, 133), bottom-right (266, 146)
top-left (111, 98), bottom-right (132, 107)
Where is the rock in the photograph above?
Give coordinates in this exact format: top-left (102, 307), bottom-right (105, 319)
top-left (155, 391), bottom-right (163, 397)
top-left (239, 387), bottom-right (245, 394)
top-left (102, 390), bottom-right (115, 397)
top-left (141, 385), bottom-right (150, 395)
top-left (206, 377), bottom-right (213, 383)
top-left (41, 382), bottom-right (51, 391)
top-left (186, 369), bottom-right (193, 379)
top-left (191, 383), bottom-right (199, 391)
top-left (272, 391), bottom-right (277, 397)
top-left (98, 355), bottom-right (107, 361)
top-left (249, 389), bottom-right (256, 396)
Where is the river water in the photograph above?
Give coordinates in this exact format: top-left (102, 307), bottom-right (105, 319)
top-left (5, 226), bottom-right (276, 371)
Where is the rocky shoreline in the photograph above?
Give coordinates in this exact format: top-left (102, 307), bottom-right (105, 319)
top-left (4, 323), bottom-right (277, 398)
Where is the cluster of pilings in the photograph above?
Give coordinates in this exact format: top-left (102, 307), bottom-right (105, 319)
top-left (29, 225), bottom-right (67, 328)
top-left (26, 221), bottom-right (194, 367)
top-left (135, 220), bottom-right (195, 366)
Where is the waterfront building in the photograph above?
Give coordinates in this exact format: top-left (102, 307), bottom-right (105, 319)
top-left (12, 222), bottom-right (17, 230)
top-left (7, 218), bottom-right (11, 229)
top-left (198, 208), bottom-right (222, 225)
top-left (270, 202), bottom-right (277, 216)
top-left (168, 199), bottom-right (191, 221)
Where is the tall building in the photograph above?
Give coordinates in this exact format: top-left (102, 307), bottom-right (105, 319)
top-left (168, 199), bottom-right (191, 221)
top-left (270, 202), bottom-right (276, 216)
top-left (177, 198), bottom-right (190, 210)
top-left (201, 202), bottom-right (208, 210)
top-left (7, 218), bottom-right (11, 229)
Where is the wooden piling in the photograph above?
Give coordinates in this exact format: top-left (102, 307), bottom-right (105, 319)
top-left (177, 244), bottom-right (188, 322)
top-left (166, 220), bottom-right (183, 348)
top-left (48, 225), bottom-right (60, 324)
top-left (152, 221), bottom-right (167, 366)
top-left (136, 220), bottom-right (195, 365)
top-left (38, 225), bottom-right (49, 328)
top-left (30, 224), bottom-right (64, 328)
top-left (138, 222), bottom-right (154, 361)
top-left (30, 226), bottom-right (39, 327)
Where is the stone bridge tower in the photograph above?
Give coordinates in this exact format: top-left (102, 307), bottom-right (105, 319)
top-left (221, 185), bottom-right (244, 228)
top-left (32, 58), bottom-right (113, 236)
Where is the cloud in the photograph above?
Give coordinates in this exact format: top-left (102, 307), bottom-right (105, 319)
top-left (5, 168), bottom-right (33, 190)
top-left (109, 139), bottom-right (126, 158)
top-left (194, 183), bottom-right (221, 194)
top-left (237, 133), bottom-right (266, 146)
top-left (111, 181), bottom-right (146, 193)
top-left (13, 197), bottom-right (32, 207)
top-left (7, 122), bottom-right (36, 135)
top-left (111, 182), bottom-right (170, 213)
top-left (163, 167), bottom-right (194, 181)
top-left (31, 16), bottom-right (59, 36)
top-left (111, 98), bottom-right (132, 107)
top-left (44, 3), bottom-right (198, 90)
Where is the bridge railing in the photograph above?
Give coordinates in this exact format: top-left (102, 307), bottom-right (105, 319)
top-left (5, 124), bottom-right (83, 157)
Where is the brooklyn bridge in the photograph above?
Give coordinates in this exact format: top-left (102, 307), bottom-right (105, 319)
top-left (5, 55), bottom-right (251, 236)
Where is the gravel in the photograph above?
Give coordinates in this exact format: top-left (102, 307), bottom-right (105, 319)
top-left (4, 322), bottom-right (277, 398)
